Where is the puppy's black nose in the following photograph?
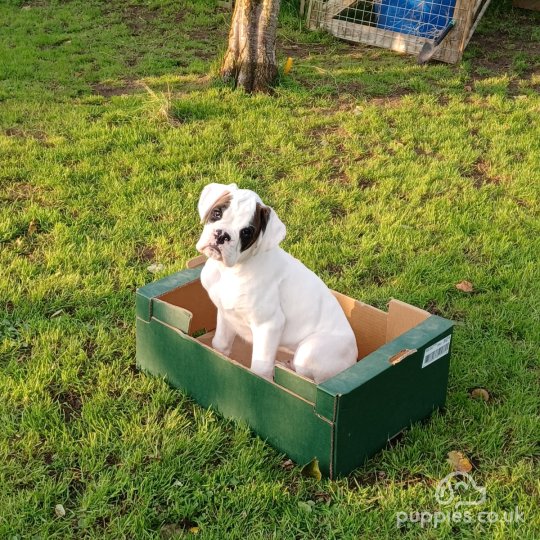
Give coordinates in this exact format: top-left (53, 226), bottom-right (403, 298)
top-left (215, 230), bottom-right (231, 245)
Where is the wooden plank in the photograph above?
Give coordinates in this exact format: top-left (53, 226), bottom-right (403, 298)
top-left (434, 0), bottom-right (469, 63)
top-left (513, 0), bottom-right (540, 10)
top-left (324, 18), bottom-right (422, 51)
top-left (465, 0), bottom-right (493, 48)
top-left (324, 0), bottom-right (359, 21)
top-left (458, 0), bottom-right (477, 54)
top-left (306, 0), bottom-right (320, 29)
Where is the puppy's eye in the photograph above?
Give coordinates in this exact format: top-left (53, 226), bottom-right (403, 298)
top-left (240, 227), bottom-right (254, 240)
top-left (209, 208), bottom-right (222, 222)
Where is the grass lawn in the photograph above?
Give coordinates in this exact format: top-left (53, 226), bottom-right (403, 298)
top-left (1, 0), bottom-right (539, 537)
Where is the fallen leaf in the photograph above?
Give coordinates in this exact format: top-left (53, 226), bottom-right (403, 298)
top-left (54, 504), bottom-right (66, 517)
top-left (28, 220), bottom-right (38, 235)
top-left (189, 527), bottom-right (199, 534)
top-left (284, 57), bottom-right (294, 75)
top-left (301, 458), bottom-right (322, 481)
top-left (464, 85), bottom-right (472, 92)
top-left (314, 491), bottom-right (331, 504)
top-left (147, 263), bottom-right (164, 274)
top-left (281, 458), bottom-right (294, 470)
top-left (470, 387), bottom-right (490, 401)
top-left (447, 451), bottom-right (473, 473)
top-left (455, 280), bottom-right (474, 293)
top-left (50, 309), bottom-right (64, 318)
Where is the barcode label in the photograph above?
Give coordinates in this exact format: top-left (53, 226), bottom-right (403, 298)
top-left (422, 335), bottom-right (452, 368)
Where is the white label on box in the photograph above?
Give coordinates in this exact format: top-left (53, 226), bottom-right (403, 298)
top-left (422, 335), bottom-right (452, 368)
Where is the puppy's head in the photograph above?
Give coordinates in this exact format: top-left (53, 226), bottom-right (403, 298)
top-left (196, 183), bottom-right (285, 267)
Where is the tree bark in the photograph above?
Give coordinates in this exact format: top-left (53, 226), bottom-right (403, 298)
top-left (221, 0), bottom-right (282, 93)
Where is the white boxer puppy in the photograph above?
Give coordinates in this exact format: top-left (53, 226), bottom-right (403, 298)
top-left (196, 183), bottom-right (358, 383)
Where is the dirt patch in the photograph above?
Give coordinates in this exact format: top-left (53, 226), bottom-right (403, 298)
top-left (56, 390), bottom-right (83, 422)
top-left (83, 338), bottom-right (97, 359)
top-left (105, 452), bottom-right (121, 467)
top-left (369, 90), bottom-right (410, 107)
top-left (161, 519), bottom-right (199, 538)
top-left (425, 299), bottom-right (444, 316)
top-left (328, 165), bottom-right (349, 184)
top-left (189, 28), bottom-right (218, 41)
top-left (1, 182), bottom-right (49, 205)
top-left (335, 81), bottom-right (366, 97)
top-left (92, 80), bottom-right (141, 97)
top-left (308, 123), bottom-right (349, 141)
top-left (324, 263), bottom-right (344, 277)
top-left (123, 3), bottom-right (158, 36)
top-left (4, 127), bottom-right (49, 143)
top-left (356, 176), bottom-right (376, 190)
top-left (187, 26), bottom-right (225, 59)
top-left (135, 244), bottom-right (157, 263)
top-left (464, 158), bottom-right (501, 188)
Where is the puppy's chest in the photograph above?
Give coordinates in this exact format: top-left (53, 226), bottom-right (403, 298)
top-left (208, 272), bottom-right (255, 314)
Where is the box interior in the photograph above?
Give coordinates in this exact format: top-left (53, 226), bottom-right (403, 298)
top-left (157, 278), bottom-right (430, 373)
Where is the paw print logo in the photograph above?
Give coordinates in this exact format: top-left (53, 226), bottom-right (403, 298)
top-left (435, 472), bottom-right (487, 508)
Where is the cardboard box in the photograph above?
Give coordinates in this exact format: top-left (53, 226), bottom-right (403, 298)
top-left (136, 258), bottom-right (454, 478)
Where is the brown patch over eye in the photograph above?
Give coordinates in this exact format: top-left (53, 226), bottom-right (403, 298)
top-left (240, 203), bottom-right (270, 252)
top-left (203, 192), bottom-right (232, 223)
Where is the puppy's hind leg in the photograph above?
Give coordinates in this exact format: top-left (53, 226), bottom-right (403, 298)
top-left (293, 335), bottom-right (357, 384)
top-left (212, 310), bottom-right (236, 356)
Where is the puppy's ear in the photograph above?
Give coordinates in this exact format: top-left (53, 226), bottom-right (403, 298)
top-left (257, 205), bottom-right (286, 252)
top-left (198, 183), bottom-right (238, 222)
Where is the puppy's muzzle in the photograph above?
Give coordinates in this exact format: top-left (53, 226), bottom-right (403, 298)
top-left (215, 230), bottom-right (231, 245)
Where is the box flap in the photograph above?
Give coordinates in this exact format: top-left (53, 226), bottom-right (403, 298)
top-left (151, 298), bottom-right (193, 333)
top-left (158, 280), bottom-right (217, 335)
top-left (332, 291), bottom-right (388, 359)
top-left (136, 266), bottom-right (204, 322)
top-left (386, 299), bottom-right (430, 343)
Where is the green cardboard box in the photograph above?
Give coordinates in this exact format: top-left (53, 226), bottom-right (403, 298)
top-left (136, 258), bottom-right (454, 478)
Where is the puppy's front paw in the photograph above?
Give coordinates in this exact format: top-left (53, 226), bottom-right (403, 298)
top-left (211, 336), bottom-right (232, 356)
top-left (250, 360), bottom-right (274, 381)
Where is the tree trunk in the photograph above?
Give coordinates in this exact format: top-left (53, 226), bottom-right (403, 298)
top-left (221, 0), bottom-right (282, 93)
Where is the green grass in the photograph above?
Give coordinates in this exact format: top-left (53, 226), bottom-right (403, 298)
top-left (1, 0), bottom-right (539, 538)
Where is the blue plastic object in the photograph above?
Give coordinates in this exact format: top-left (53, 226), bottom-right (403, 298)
top-left (376, 0), bottom-right (456, 38)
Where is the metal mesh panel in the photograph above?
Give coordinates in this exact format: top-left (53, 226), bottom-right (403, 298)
top-left (306, 0), bottom-right (487, 63)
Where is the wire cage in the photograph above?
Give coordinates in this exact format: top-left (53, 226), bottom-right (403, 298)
top-left (306, 0), bottom-right (493, 63)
